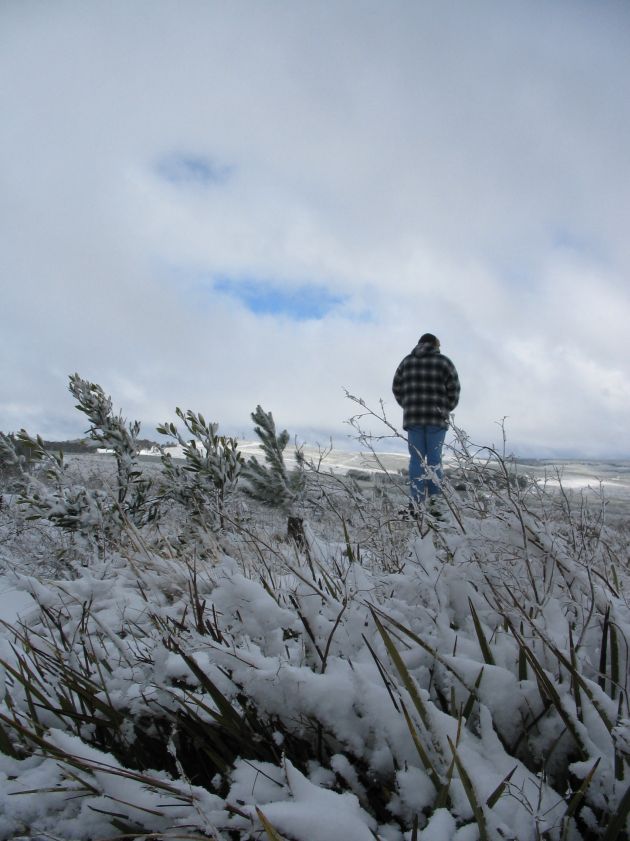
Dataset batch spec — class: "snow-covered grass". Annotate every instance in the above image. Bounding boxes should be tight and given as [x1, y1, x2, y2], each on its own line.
[1, 454, 629, 841]
[1, 386, 629, 840]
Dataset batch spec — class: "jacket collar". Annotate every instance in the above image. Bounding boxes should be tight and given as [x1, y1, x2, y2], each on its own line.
[413, 342, 439, 356]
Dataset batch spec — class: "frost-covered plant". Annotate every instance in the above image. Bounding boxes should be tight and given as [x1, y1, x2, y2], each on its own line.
[1, 429, 114, 562]
[157, 407, 244, 531]
[68, 373, 155, 523]
[0, 431, 36, 492]
[243, 405, 306, 514]
[3, 376, 159, 562]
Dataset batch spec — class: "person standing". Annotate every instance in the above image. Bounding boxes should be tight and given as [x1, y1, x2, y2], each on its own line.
[392, 333, 460, 509]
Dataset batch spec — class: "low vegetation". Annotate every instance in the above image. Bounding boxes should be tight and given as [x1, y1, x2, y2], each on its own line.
[0, 376, 628, 840]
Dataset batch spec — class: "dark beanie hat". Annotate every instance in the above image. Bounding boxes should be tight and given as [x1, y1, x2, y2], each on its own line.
[419, 333, 439, 347]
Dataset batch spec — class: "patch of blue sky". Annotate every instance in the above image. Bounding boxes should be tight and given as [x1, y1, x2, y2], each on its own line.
[155, 152, 233, 186]
[551, 227, 608, 263]
[213, 277, 348, 321]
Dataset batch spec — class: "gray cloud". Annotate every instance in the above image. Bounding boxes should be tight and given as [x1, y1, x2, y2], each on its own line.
[1, 0, 629, 456]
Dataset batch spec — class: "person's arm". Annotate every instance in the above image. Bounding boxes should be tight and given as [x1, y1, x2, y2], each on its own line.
[392, 362, 405, 406]
[445, 362, 460, 412]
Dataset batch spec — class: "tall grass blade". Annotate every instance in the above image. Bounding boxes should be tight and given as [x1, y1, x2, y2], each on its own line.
[400, 700, 442, 793]
[561, 757, 600, 840]
[372, 607, 481, 700]
[485, 765, 517, 808]
[434, 755, 456, 810]
[447, 736, 489, 841]
[569, 625, 583, 724]
[468, 598, 495, 665]
[518, 621, 527, 681]
[411, 814, 419, 841]
[341, 517, 355, 564]
[462, 668, 484, 725]
[371, 609, 431, 730]
[550, 637, 616, 734]
[168, 642, 245, 734]
[509, 626, 589, 759]
[610, 622, 620, 702]
[362, 633, 401, 713]
[508, 606, 615, 733]
[599, 605, 610, 693]
[616, 694, 626, 782]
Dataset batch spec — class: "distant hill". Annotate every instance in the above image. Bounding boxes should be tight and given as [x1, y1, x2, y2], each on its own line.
[38, 438, 160, 454]
[0, 436, 162, 456]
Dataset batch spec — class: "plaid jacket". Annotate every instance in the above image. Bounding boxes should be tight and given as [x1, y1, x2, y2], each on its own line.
[392, 342, 460, 430]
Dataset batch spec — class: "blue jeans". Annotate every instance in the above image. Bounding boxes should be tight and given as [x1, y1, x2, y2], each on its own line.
[407, 425, 447, 502]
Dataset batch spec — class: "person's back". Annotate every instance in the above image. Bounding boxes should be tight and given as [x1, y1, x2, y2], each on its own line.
[392, 333, 460, 507]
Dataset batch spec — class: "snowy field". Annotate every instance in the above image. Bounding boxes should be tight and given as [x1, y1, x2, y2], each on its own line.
[1, 436, 629, 840]
[144, 442, 630, 495]
[511, 459, 630, 498]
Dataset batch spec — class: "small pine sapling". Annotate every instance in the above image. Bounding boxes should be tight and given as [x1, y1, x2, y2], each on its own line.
[244, 406, 307, 544]
[157, 408, 244, 531]
[68, 374, 157, 526]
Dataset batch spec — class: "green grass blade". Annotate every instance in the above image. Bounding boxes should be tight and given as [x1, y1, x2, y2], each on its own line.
[562, 757, 600, 840]
[569, 625, 583, 724]
[599, 605, 610, 693]
[468, 598, 495, 665]
[371, 609, 431, 731]
[447, 736, 489, 841]
[372, 607, 481, 700]
[169, 642, 244, 732]
[462, 668, 484, 725]
[362, 632, 401, 713]
[341, 517, 356, 564]
[509, 610, 615, 734]
[400, 700, 442, 793]
[486, 765, 517, 808]
[610, 623, 620, 702]
[509, 627, 589, 760]
[434, 756, 456, 810]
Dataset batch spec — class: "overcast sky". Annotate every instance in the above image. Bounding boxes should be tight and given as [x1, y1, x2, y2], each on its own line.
[2, 1, 629, 457]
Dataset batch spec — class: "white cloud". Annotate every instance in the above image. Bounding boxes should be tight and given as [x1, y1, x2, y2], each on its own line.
[1, 0, 629, 456]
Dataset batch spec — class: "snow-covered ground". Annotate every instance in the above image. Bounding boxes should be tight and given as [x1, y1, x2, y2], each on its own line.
[0, 577, 34, 624]
[1, 447, 629, 840]
[514, 459, 630, 497]
[135, 439, 412, 476]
